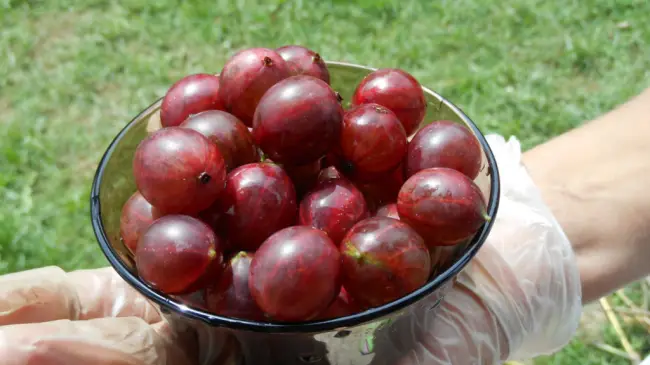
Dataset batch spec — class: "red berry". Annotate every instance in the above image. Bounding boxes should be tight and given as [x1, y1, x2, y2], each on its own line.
[299, 178, 368, 245]
[136, 215, 224, 294]
[219, 48, 291, 126]
[133, 127, 227, 215]
[181, 110, 260, 171]
[253, 76, 343, 165]
[206, 251, 264, 320]
[397, 168, 487, 245]
[276, 45, 330, 84]
[353, 164, 405, 211]
[216, 163, 297, 251]
[120, 191, 161, 254]
[249, 226, 341, 322]
[281, 159, 322, 198]
[316, 287, 360, 320]
[334, 104, 407, 179]
[341, 217, 431, 308]
[405, 120, 482, 180]
[374, 203, 399, 220]
[352, 68, 426, 136]
[160, 73, 224, 128]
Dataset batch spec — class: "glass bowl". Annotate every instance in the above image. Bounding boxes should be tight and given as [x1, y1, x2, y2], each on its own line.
[90, 61, 500, 365]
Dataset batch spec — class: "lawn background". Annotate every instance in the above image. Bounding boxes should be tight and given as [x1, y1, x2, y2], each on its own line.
[1, 0, 649, 364]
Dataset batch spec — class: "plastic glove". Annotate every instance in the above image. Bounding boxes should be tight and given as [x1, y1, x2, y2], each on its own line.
[0, 134, 582, 365]
[369, 134, 582, 364]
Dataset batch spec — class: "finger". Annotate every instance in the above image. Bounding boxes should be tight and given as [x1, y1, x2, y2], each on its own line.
[0, 266, 160, 326]
[0, 316, 197, 365]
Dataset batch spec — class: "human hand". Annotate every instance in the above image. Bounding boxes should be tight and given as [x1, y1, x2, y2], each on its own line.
[0, 134, 582, 365]
[369, 134, 583, 364]
[0, 266, 236, 365]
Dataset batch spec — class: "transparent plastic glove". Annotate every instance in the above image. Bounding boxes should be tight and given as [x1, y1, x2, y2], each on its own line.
[0, 134, 582, 365]
[370, 134, 583, 364]
[0, 266, 225, 365]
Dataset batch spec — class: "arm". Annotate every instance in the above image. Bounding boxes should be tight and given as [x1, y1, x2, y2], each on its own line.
[523, 87, 650, 303]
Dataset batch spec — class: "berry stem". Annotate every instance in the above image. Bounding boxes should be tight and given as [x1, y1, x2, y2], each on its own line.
[263, 56, 273, 66]
[198, 172, 212, 184]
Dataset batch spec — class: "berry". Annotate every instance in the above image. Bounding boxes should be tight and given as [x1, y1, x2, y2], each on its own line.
[397, 167, 488, 245]
[341, 217, 431, 307]
[374, 203, 399, 220]
[216, 163, 297, 251]
[334, 104, 407, 179]
[181, 110, 260, 171]
[352, 68, 426, 135]
[160, 73, 224, 128]
[120, 191, 161, 254]
[253, 76, 343, 165]
[276, 45, 330, 84]
[133, 127, 227, 215]
[219, 48, 291, 126]
[249, 226, 341, 322]
[281, 159, 322, 198]
[405, 120, 482, 179]
[206, 251, 264, 320]
[353, 164, 405, 211]
[136, 215, 224, 294]
[316, 287, 360, 319]
[299, 178, 368, 244]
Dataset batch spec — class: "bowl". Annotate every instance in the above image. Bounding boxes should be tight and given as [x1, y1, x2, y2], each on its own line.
[90, 61, 500, 365]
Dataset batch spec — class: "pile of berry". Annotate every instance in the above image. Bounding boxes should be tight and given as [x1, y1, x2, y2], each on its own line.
[120, 45, 488, 322]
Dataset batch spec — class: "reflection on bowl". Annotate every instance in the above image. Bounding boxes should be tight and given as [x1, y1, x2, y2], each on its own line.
[90, 61, 500, 365]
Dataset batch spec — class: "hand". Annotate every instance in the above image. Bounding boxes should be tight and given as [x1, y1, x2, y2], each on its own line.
[0, 266, 204, 365]
[0, 134, 583, 365]
[370, 135, 583, 364]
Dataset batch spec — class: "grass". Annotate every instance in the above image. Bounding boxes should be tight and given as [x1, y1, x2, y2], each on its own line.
[1, 0, 649, 363]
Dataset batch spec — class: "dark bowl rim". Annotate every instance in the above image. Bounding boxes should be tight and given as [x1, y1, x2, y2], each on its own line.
[90, 60, 501, 333]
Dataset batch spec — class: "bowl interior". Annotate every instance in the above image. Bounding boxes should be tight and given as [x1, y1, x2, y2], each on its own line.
[91, 61, 500, 333]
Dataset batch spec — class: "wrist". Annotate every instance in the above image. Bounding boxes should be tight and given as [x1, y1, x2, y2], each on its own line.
[522, 118, 650, 302]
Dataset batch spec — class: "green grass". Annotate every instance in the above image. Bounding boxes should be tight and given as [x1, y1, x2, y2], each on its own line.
[1, 0, 649, 363]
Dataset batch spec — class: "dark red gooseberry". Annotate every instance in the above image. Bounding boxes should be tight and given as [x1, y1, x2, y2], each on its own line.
[133, 127, 227, 215]
[136, 215, 224, 295]
[252, 75, 343, 165]
[341, 217, 431, 308]
[160, 73, 224, 128]
[351, 68, 426, 136]
[206, 251, 265, 321]
[276, 45, 330, 84]
[375, 203, 399, 220]
[181, 110, 260, 171]
[216, 163, 297, 251]
[299, 178, 369, 245]
[397, 167, 488, 245]
[353, 164, 405, 211]
[182, 252, 228, 294]
[428, 245, 458, 277]
[334, 104, 407, 179]
[316, 287, 361, 320]
[405, 120, 482, 180]
[219, 48, 292, 126]
[249, 226, 341, 322]
[173, 290, 208, 310]
[281, 159, 323, 198]
[120, 191, 161, 254]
